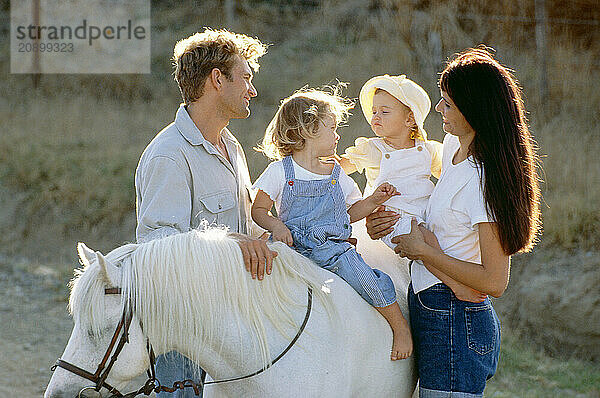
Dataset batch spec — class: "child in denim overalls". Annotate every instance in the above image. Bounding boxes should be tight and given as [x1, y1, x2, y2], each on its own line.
[252, 87, 413, 360]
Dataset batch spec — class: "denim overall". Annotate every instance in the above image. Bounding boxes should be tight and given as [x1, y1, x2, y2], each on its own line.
[279, 156, 396, 308]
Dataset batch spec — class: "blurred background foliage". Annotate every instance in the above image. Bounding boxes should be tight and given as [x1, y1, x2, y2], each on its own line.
[1, 0, 598, 256]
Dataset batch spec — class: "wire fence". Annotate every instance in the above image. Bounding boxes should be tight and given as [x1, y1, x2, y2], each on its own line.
[3, 1, 598, 73]
[458, 12, 599, 26]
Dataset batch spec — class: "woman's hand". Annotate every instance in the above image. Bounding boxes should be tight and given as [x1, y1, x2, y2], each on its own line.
[365, 206, 401, 240]
[391, 218, 430, 259]
[451, 283, 488, 303]
[394, 220, 488, 302]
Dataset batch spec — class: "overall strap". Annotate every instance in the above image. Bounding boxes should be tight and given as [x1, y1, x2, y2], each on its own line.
[282, 155, 295, 182]
[331, 162, 341, 181]
[329, 162, 351, 231]
[279, 156, 296, 223]
[371, 138, 387, 154]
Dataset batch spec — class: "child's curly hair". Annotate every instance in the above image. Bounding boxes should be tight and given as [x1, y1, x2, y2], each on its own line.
[257, 84, 354, 160]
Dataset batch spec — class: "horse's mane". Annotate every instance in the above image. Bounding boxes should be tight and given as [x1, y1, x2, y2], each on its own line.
[70, 227, 332, 369]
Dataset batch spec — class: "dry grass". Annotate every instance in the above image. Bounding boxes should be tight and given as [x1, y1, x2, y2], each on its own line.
[485, 330, 600, 397]
[1, 2, 599, 393]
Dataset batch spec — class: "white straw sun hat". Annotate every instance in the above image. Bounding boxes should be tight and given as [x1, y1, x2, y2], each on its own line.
[359, 74, 431, 140]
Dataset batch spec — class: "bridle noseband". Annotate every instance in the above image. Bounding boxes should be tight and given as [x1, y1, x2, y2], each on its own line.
[51, 286, 313, 397]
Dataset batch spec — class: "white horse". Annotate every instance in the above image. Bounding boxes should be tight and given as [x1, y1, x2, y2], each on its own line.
[45, 225, 416, 397]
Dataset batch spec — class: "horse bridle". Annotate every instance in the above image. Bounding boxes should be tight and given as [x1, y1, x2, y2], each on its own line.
[51, 286, 313, 397]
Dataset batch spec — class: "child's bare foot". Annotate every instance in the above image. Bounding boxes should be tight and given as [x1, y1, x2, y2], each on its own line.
[390, 322, 413, 360]
[375, 302, 413, 361]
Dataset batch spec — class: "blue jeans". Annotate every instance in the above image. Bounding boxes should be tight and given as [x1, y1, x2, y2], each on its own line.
[156, 351, 205, 397]
[321, 248, 397, 307]
[408, 284, 501, 397]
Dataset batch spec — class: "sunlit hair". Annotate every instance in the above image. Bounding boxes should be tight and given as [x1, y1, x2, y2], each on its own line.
[258, 84, 354, 160]
[373, 88, 422, 141]
[439, 46, 542, 255]
[172, 28, 267, 104]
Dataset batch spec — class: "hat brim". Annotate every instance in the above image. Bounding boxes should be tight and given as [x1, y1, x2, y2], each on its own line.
[359, 75, 428, 140]
[359, 75, 411, 125]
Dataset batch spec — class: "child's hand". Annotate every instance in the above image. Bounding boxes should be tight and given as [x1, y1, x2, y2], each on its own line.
[370, 182, 400, 205]
[271, 221, 294, 246]
[324, 153, 342, 162]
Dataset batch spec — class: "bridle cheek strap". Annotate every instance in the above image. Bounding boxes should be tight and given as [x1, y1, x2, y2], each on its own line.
[51, 288, 131, 397]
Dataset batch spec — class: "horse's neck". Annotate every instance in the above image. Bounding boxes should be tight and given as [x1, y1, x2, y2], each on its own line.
[131, 237, 317, 384]
[154, 310, 293, 380]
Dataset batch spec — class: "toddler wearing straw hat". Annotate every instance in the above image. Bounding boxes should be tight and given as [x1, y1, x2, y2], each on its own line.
[338, 75, 442, 249]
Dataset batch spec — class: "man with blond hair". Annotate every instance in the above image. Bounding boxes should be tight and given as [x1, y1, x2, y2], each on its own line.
[135, 28, 275, 397]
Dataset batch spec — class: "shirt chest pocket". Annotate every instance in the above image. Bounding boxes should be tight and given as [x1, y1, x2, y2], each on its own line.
[194, 190, 236, 227]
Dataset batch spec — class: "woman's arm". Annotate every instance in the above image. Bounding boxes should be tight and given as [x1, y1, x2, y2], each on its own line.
[367, 210, 488, 301]
[251, 190, 293, 246]
[417, 224, 487, 302]
[393, 220, 510, 298]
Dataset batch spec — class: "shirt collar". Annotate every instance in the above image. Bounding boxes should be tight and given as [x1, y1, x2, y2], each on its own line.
[174, 104, 238, 150]
[174, 104, 207, 146]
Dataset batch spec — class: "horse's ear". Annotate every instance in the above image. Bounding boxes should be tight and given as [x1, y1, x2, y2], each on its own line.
[96, 251, 121, 287]
[77, 242, 96, 267]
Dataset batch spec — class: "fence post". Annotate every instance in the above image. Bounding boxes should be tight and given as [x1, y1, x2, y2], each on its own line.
[32, 0, 41, 87]
[535, 0, 548, 106]
[225, 0, 236, 29]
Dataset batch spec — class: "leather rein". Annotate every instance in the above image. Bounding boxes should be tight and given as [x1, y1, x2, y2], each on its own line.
[51, 286, 313, 397]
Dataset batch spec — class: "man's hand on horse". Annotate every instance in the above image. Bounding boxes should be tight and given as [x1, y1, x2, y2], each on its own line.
[232, 233, 278, 280]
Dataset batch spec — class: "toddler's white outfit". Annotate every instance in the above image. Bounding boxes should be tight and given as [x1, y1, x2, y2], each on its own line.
[344, 136, 442, 249]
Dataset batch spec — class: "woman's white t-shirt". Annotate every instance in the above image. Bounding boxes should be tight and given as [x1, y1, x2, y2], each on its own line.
[252, 158, 362, 214]
[411, 134, 493, 293]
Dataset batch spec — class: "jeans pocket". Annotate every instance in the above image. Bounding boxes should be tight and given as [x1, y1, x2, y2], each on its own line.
[417, 288, 451, 315]
[465, 304, 497, 355]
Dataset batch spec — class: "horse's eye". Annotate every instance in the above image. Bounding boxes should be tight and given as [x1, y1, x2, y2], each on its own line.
[87, 325, 113, 341]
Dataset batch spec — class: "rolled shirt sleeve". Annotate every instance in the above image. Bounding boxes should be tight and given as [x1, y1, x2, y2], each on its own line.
[339, 170, 363, 207]
[252, 161, 285, 205]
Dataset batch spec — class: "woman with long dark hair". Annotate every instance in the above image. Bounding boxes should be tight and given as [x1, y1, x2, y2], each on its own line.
[367, 47, 541, 396]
